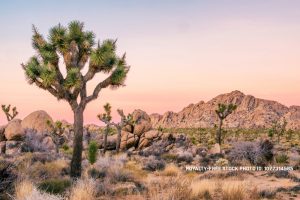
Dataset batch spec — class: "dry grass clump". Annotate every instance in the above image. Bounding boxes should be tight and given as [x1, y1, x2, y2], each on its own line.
[69, 179, 97, 200]
[191, 179, 217, 199]
[160, 164, 181, 177]
[191, 179, 259, 200]
[146, 176, 194, 200]
[16, 156, 68, 180]
[15, 179, 62, 200]
[222, 181, 246, 200]
[123, 161, 148, 180]
[29, 159, 68, 180]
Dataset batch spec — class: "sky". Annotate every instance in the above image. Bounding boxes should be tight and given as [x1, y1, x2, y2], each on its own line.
[0, 0, 300, 125]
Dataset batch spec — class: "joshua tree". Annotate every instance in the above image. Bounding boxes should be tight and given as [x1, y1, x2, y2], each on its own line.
[97, 103, 112, 153]
[215, 103, 237, 145]
[98, 103, 133, 152]
[21, 21, 130, 178]
[268, 118, 287, 144]
[47, 120, 66, 153]
[1, 104, 18, 122]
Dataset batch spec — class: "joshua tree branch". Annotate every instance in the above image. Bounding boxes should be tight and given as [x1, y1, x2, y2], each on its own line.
[86, 76, 112, 103]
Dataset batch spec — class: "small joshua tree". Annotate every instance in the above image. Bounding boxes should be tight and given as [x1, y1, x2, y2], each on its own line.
[22, 21, 130, 177]
[98, 103, 133, 153]
[215, 103, 237, 145]
[97, 103, 112, 153]
[47, 120, 65, 153]
[1, 105, 18, 122]
[268, 118, 287, 144]
[88, 141, 98, 165]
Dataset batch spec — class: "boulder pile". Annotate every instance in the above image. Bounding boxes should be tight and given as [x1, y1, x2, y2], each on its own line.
[0, 110, 56, 155]
[97, 109, 163, 151]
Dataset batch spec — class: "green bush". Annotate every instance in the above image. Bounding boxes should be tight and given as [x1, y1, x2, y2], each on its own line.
[88, 168, 107, 179]
[161, 153, 177, 161]
[62, 143, 69, 151]
[275, 153, 289, 164]
[61, 146, 73, 155]
[38, 178, 71, 194]
[88, 141, 98, 165]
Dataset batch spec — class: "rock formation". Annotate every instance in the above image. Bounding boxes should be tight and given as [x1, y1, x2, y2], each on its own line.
[4, 119, 24, 140]
[21, 110, 53, 133]
[0, 110, 56, 155]
[150, 90, 300, 130]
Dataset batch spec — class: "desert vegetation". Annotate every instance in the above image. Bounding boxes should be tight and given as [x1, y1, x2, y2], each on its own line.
[0, 20, 299, 200]
[1, 105, 300, 199]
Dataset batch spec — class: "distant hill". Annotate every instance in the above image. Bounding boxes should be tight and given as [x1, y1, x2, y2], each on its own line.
[150, 90, 300, 130]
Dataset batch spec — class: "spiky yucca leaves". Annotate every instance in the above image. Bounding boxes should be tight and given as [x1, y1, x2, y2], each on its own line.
[23, 21, 129, 102]
[215, 103, 237, 120]
[98, 103, 112, 123]
[1, 104, 18, 122]
[215, 103, 237, 145]
[22, 21, 130, 178]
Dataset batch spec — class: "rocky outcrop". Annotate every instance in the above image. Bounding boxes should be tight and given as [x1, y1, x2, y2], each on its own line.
[96, 110, 163, 151]
[119, 110, 160, 150]
[0, 141, 6, 154]
[0, 126, 6, 141]
[150, 90, 300, 130]
[131, 110, 152, 136]
[21, 110, 53, 133]
[4, 119, 24, 140]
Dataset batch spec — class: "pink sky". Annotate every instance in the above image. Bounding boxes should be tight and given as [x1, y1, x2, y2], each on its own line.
[0, 1, 300, 125]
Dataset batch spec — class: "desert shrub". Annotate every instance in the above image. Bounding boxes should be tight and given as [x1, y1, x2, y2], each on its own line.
[274, 170, 289, 178]
[200, 157, 212, 166]
[275, 153, 289, 164]
[229, 140, 273, 166]
[259, 140, 273, 161]
[107, 166, 134, 184]
[38, 178, 71, 194]
[143, 156, 166, 171]
[94, 154, 127, 169]
[87, 168, 107, 179]
[215, 158, 229, 167]
[22, 130, 48, 152]
[15, 179, 62, 200]
[259, 189, 276, 199]
[177, 152, 193, 163]
[88, 141, 98, 165]
[61, 146, 73, 156]
[0, 159, 17, 198]
[61, 143, 69, 151]
[69, 179, 97, 200]
[161, 153, 178, 161]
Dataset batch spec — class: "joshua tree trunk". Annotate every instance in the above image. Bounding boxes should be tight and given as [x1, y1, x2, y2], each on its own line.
[217, 119, 223, 145]
[116, 127, 122, 153]
[70, 107, 84, 178]
[103, 125, 109, 153]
